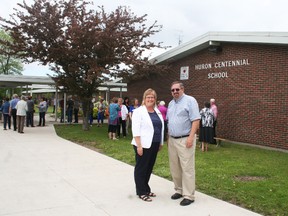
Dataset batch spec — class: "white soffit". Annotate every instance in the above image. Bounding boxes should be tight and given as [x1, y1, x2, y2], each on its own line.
[152, 31, 288, 64]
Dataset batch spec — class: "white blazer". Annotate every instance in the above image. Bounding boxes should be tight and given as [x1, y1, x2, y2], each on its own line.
[131, 105, 164, 148]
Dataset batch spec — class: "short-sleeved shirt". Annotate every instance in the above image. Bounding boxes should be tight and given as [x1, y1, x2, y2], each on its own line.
[67, 99, 74, 110]
[211, 104, 218, 120]
[109, 103, 120, 122]
[129, 105, 137, 114]
[16, 100, 28, 116]
[74, 100, 80, 109]
[167, 94, 200, 137]
[39, 101, 47, 113]
[158, 105, 167, 121]
[98, 102, 105, 113]
[1, 101, 10, 114]
[27, 100, 34, 112]
[200, 107, 214, 127]
[10, 98, 20, 109]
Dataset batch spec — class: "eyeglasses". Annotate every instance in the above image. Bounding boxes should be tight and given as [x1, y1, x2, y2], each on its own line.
[146, 96, 155, 99]
[171, 88, 180, 92]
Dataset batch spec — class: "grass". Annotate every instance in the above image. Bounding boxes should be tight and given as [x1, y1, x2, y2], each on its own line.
[54, 123, 288, 216]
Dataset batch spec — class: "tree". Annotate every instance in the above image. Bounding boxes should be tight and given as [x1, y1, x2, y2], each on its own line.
[0, 0, 169, 130]
[0, 30, 23, 75]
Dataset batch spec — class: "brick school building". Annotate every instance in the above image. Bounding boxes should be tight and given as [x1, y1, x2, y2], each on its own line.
[127, 32, 288, 150]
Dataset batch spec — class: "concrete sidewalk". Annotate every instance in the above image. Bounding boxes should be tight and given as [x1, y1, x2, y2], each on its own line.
[0, 118, 262, 216]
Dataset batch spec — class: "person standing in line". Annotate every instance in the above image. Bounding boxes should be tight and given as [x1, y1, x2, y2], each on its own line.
[158, 100, 168, 141]
[1, 97, 11, 130]
[210, 98, 218, 144]
[9, 94, 20, 131]
[67, 96, 74, 124]
[129, 98, 139, 120]
[89, 99, 95, 126]
[108, 97, 120, 140]
[119, 98, 129, 138]
[73, 96, 80, 123]
[131, 88, 164, 202]
[167, 81, 200, 206]
[37, 97, 47, 126]
[59, 97, 65, 123]
[52, 97, 57, 114]
[15, 95, 28, 134]
[26, 96, 35, 127]
[45, 98, 50, 111]
[123, 97, 130, 135]
[116, 98, 123, 137]
[0, 98, 3, 122]
[97, 98, 105, 127]
[199, 102, 214, 152]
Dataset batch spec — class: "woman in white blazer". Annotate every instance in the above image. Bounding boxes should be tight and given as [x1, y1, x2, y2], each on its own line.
[131, 88, 164, 202]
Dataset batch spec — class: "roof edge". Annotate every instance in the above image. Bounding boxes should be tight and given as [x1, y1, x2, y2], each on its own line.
[151, 31, 288, 64]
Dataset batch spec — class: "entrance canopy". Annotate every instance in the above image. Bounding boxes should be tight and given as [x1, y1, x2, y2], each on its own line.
[0, 74, 127, 122]
[0, 75, 127, 90]
[0, 75, 55, 88]
[0, 74, 127, 100]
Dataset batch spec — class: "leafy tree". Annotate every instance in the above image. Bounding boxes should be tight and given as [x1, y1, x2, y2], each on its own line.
[0, 0, 169, 130]
[0, 30, 23, 75]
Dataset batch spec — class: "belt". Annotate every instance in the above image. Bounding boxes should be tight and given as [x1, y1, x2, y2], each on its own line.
[170, 134, 190, 139]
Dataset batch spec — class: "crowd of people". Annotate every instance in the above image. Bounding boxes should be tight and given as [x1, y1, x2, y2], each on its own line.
[0, 94, 50, 133]
[0, 82, 219, 207]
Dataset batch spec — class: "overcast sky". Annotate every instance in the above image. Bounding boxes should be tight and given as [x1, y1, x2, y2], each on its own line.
[1, 0, 288, 76]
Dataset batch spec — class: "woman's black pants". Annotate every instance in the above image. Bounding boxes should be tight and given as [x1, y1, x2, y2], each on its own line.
[133, 142, 160, 196]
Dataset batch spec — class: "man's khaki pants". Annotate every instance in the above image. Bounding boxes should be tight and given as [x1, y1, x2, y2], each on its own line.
[168, 135, 196, 201]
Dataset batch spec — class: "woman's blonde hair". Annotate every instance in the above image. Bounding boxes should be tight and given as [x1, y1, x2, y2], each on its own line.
[142, 88, 157, 106]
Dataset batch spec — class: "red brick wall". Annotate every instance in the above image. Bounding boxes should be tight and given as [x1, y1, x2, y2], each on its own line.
[127, 43, 288, 150]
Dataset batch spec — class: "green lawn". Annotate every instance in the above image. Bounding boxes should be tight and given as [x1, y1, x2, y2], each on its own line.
[54, 123, 288, 216]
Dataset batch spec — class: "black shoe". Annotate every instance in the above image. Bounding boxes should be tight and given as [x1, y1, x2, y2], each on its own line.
[171, 193, 183, 200]
[180, 198, 194, 206]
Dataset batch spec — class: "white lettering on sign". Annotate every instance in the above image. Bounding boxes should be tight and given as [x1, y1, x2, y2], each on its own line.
[195, 63, 212, 70]
[195, 59, 250, 70]
[208, 72, 228, 79]
[214, 59, 250, 68]
[194, 59, 250, 79]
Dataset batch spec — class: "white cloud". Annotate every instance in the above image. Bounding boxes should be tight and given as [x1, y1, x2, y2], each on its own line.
[1, 0, 288, 76]
[22, 62, 55, 77]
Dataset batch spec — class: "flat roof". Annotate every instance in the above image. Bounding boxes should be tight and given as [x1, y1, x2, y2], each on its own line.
[0, 75, 55, 88]
[0, 75, 126, 90]
[152, 31, 288, 64]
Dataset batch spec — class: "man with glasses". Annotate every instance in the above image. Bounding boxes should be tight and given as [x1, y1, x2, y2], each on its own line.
[167, 81, 200, 206]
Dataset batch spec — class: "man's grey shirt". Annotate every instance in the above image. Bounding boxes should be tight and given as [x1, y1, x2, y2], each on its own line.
[167, 94, 200, 137]
[27, 100, 34, 112]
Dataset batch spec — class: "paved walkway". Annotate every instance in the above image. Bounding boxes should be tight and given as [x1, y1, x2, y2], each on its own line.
[0, 117, 262, 216]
